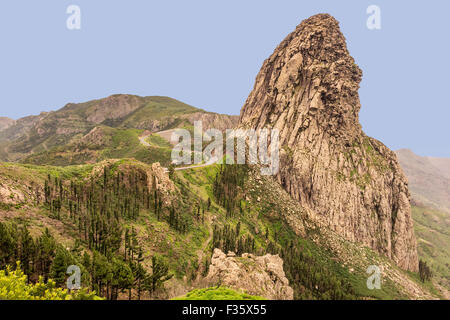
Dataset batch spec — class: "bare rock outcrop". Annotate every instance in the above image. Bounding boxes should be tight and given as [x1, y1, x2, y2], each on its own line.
[205, 248, 294, 300]
[76, 126, 111, 149]
[132, 112, 238, 133]
[239, 14, 418, 271]
[86, 94, 143, 124]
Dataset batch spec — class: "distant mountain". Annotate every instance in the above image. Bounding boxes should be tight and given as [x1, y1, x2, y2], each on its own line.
[395, 149, 450, 293]
[396, 149, 450, 213]
[428, 157, 450, 181]
[0, 117, 15, 131]
[0, 94, 238, 164]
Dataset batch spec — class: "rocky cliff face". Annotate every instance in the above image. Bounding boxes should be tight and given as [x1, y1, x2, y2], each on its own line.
[205, 249, 294, 300]
[239, 14, 418, 271]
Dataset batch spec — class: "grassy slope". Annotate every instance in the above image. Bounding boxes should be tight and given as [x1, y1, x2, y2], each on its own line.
[174, 287, 265, 300]
[0, 160, 208, 297]
[22, 127, 173, 167]
[2, 96, 202, 163]
[174, 166, 439, 299]
[120, 96, 201, 129]
[412, 205, 450, 290]
[0, 161, 441, 300]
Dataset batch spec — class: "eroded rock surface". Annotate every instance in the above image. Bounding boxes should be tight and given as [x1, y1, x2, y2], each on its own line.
[239, 14, 418, 271]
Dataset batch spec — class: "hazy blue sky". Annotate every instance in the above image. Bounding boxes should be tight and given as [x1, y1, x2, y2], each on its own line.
[0, 1, 448, 157]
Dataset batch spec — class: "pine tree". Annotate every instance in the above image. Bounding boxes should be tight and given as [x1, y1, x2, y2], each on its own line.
[50, 246, 72, 287]
[145, 256, 173, 295]
[168, 164, 175, 180]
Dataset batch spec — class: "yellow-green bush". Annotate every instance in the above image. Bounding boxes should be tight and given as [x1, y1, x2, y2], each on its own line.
[0, 262, 102, 300]
[173, 287, 265, 300]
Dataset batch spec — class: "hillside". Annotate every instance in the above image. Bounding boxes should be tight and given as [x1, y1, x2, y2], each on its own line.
[0, 95, 238, 165]
[411, 205, 450, 293]
[22, 126, 173, 167]
[395, 149, 450, 295]
[396, 149, 450, 212]
[0, 160, 441, 299]
[174, 287, 265, 300]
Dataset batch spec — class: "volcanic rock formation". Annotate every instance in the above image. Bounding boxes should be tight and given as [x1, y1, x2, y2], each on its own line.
[239, 14, 418, 271]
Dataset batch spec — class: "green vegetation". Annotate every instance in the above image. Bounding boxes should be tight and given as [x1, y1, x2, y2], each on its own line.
[147, 133, 173, 149]
[174, 287, 265, 300]
[0, 262, 101, 300]
[23, 127, 172, 167]
[412, 205, 450, 289]
[362, 137, 388, 172]
[0, 160, 206, 299]
[1, 95, 210, 165]
[120, 96, 201, 129]
[0, 158, 442, 300]
[210, 164, 357, 299]
[419, 260, 433, 282]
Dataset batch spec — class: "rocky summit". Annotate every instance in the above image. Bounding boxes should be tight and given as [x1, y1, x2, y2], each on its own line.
[239, 14, 418, 271]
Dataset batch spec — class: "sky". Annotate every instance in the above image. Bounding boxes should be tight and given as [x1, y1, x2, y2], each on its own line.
[0, 0, 449, 157]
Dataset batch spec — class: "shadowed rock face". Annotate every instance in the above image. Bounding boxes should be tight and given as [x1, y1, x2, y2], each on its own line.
[239, 14, 418, 271]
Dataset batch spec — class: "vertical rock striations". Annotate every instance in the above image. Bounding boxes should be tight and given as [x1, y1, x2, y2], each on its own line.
[239, 14, 418, 271]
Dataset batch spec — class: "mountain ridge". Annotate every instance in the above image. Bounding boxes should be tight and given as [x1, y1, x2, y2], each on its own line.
[0, 94, 239, 163]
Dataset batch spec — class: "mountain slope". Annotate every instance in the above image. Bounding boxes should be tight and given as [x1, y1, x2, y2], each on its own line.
[396, 149, 450, 212]
[411, 205, 450, 291]
[21, 126, 173, 167]
[0, 95, 238, 164]
[0, 160, 439, 299]
[395, 149, 450, 293]
[239, 14, 418, 271]
[0, 113, 48, 161]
